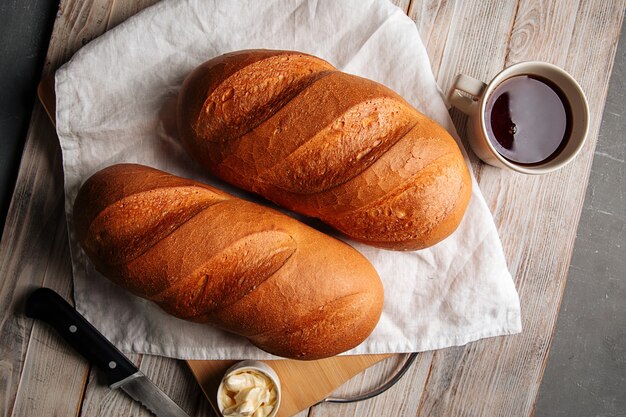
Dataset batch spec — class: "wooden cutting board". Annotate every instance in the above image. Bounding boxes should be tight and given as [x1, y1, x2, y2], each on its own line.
[187, 355, 391, 416]
[37, 77, 392, 417]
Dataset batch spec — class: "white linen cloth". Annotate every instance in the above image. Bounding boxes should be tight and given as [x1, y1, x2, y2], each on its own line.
[55, 0, 522, 359]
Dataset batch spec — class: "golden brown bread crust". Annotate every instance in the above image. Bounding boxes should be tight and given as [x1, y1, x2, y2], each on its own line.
[74, 164, 383, 360]
[178, 49, 472, 250]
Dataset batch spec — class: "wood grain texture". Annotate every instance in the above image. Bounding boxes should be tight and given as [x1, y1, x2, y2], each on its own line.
[412, 2, 624, 417]
[0, 72, 88, 417]
[309, 352, 434, 417]
[189, 355, 390, 417]
[389, 0, 411, 12]
[408, 0, 456, 80]
[0, 1, 186, 417]
[79, 354, 205, 417]
[1, 0, 623, 417]
[12, 209, 95, 417]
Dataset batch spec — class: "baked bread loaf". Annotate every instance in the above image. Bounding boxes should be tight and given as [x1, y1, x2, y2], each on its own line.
[74, 164, 383, 360]
[177, 49, 472, 250]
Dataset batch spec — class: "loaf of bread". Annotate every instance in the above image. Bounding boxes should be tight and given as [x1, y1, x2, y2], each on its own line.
[74, 164, 383, 360]
[177, 49, 472, 251]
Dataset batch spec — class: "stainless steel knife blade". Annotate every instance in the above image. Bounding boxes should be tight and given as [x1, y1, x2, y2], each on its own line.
[25, 288, 191, 417]
[114, 372, 190, 417]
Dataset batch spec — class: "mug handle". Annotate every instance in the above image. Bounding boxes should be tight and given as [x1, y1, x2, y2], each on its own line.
[448, 74, 487, 115]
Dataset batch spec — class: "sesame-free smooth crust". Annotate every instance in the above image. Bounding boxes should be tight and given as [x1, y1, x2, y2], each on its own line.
[178, 50, 472, 250]
[74, 164, 383, 360]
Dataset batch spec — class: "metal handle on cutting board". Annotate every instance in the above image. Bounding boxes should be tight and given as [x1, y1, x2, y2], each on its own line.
[318, 352, 419, 404]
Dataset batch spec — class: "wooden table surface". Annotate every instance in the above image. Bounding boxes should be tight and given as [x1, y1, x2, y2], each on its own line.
[1, 1, 623, 416]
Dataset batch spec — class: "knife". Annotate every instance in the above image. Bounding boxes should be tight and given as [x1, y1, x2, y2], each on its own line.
[25, 287, 190, 417]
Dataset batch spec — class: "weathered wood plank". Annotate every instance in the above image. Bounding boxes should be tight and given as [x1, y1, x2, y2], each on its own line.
[79, 354, 204, 416]
[1, 109, 87, 417]
[0, 1, 162, 417]
[0, 101, 64, 416]
[79, 354, 142, 416]
[503, 0, 579, 67]
[413, 1, 624, 417]
[407, 0, 456, 79]
[107, 0, 159, 29]
[138, 356, 207, 417]
[3, 1, 623, 417]
[309, 352, 434, 417]
[8, 190, 90, 417]
[0, 0, 119, 413]
[390, 0, 411, 11]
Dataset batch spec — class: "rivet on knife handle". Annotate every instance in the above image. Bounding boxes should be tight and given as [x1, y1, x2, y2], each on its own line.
[25, 287, 138, 387]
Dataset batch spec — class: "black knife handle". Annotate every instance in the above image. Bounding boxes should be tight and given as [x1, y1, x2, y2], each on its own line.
[25, 287, 138, 387]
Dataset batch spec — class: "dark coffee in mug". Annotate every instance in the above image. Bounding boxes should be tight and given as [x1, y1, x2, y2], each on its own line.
[485, 75, 572, 165]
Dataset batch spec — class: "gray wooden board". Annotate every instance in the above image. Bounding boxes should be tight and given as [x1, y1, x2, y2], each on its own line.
[0, 1, 623, 416]
[534, 18, 626, 417]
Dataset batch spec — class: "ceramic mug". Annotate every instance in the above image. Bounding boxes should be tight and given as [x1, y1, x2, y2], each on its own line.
[448, 61, 589, 174]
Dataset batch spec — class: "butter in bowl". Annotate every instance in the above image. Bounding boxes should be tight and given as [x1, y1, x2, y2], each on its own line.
[217, 361, 281, 417]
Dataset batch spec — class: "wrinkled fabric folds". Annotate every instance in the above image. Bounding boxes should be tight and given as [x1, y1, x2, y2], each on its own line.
[55, 0, 521, 359]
